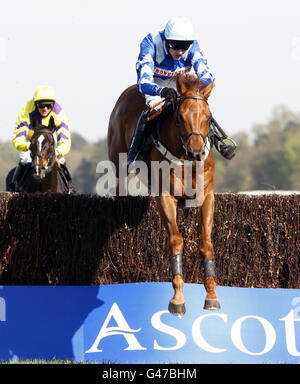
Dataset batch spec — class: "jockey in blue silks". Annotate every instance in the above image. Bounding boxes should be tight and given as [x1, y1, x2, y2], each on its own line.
[127, 17, 236, 168]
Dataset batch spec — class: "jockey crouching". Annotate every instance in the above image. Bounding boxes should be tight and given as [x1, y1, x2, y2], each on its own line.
[127, 17, 236, 169]
[10, 85, 74, 193]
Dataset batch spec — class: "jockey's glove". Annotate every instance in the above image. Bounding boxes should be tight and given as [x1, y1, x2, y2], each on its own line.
[160, 87, 178, 100]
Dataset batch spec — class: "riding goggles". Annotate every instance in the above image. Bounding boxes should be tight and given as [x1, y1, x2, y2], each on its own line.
[166, 39, 194, 51]
[36, 102, 54, 109]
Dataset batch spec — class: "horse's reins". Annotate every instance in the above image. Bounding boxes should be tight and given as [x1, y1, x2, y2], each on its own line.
[146, 99, 170, 121]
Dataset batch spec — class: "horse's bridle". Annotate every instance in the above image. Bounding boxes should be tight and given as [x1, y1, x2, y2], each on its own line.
[175, 95, 214, 153]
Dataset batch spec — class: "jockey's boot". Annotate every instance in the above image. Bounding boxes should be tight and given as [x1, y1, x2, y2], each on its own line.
[213, 132, 236, 160]
[127, 110, 148, 172]
[60, 163, 75, 194]
[210, 117, 236, 160]
[10, 162, 31, 191]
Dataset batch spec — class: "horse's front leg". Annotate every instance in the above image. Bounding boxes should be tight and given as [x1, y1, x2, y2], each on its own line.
[156, 195, 186, 316]
[200, 192, 220, 310]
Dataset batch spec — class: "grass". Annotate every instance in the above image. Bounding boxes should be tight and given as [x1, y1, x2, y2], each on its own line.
[0, 359, 110, 364]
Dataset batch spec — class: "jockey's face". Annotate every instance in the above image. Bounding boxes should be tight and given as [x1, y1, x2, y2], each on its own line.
[169, 47, 186, 61]
[37, 103, 53, 117]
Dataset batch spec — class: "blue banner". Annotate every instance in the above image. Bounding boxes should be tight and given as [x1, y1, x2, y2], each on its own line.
[0, 283, 300, 363]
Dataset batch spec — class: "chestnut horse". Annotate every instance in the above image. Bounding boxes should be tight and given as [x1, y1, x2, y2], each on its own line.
[107, 73, 219, 315]
[6, 116, 67, 193]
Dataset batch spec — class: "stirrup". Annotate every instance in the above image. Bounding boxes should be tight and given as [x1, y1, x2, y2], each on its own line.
[216, 140, 236, 160]
[210, 116, 237, 157]
[216, 137, 238, 151]
[219, 136, 238, 150]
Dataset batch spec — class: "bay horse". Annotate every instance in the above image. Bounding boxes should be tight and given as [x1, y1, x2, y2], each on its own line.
[6, 116, 67, 193]
[107, 73, 219, 315]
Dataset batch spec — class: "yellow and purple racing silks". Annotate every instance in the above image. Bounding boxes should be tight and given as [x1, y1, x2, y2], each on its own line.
[12, 98, 71, 157]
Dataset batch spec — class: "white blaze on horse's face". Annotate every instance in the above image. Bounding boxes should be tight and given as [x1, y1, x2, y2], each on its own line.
[35, 156, 40, 176]
[37, 134, 45, 153]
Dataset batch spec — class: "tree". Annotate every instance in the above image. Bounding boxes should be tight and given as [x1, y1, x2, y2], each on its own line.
[73, 157, 96, 194]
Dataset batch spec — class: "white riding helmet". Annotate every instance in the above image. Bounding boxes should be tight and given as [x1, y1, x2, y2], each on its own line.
[164, 17, 195, 41]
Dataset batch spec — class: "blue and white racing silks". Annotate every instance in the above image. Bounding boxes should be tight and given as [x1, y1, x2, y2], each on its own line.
[136, 31, 214, 96]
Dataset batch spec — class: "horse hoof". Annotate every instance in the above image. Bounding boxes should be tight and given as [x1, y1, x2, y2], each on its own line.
[204, 299, 221, 310]
[168, 301, 186, 316]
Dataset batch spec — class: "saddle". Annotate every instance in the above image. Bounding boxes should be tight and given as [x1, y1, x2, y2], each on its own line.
[140, 102, 173, 162]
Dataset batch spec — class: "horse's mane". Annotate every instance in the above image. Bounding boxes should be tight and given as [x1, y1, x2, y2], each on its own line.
[177, 72, 207, 93]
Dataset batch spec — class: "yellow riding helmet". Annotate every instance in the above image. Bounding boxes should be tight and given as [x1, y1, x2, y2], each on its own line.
[33, 85, 56, 103]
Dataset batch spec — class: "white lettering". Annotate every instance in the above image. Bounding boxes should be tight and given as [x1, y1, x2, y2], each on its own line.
[102, 368, 136, 381]
[117, 153, 128, 196]
[151, 310, 186, 350]
[95, 160, 117, 197]
[85, 302, 146, 353]
[184, 160, 205, 208]
[127, 160, 148, 196]
[231, 316, 276, 355]
[95, 154, 206, 207]
[280, 309, 300, 356]
[187, 369, 197, 378]
[192, 313, 227, 353]
[150, 160, 183, 197]
[84, 294, 300, 359]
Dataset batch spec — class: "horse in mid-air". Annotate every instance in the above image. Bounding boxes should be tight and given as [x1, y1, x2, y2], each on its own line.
[107, 73, 220, 315]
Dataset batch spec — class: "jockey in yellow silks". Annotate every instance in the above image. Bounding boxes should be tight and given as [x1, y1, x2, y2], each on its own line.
[11, 85, 73, 192]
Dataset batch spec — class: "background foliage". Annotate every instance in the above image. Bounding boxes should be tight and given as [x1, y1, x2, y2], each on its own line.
[1, 105, 299, 193]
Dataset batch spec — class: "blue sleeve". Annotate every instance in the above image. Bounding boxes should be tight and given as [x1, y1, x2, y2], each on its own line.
[136, 34, 163, 96]
[189, 41, 214, 85]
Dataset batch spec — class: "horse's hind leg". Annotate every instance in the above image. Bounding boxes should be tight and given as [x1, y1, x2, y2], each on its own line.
[200, 193, 220, 310]
[156, 195, 186, 316]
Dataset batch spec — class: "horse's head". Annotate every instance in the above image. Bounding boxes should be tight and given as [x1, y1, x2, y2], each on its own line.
[175, 73, 215, 161]
[30, 116, 57, 179]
